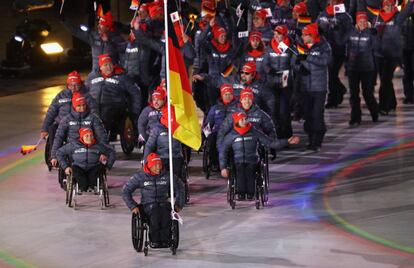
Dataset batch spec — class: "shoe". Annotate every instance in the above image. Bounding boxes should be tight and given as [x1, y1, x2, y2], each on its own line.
[379, 110, 389, 116]
[246, 194, 254, 200]
[325, 103, 338, 109]
[237, 194, 246, 200]
[307, 145, 321, 152]
[150, 242, 161, 248]
[348, 120, 360, 127]
[371, 114, 378, 122]
[403, 98, 413, 104]
[61, 179, 67, 191]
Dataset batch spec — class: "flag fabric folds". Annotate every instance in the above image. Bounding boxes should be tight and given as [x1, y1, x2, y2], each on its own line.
[21, 138, 43, 155]
[167, 3, 202, 151]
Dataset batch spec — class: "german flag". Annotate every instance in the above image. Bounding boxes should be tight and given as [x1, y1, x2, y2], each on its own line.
[20, 138, 43, 155]
[298, 15, 312, 24]
[366, 5, 380, 16]
[296, 44, 306, 55]
[167, 2, 202, 150]
[221, 64, 235, 77]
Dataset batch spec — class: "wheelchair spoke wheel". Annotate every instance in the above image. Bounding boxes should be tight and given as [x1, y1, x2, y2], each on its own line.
[102, 173, 110, 207]
[44, 136, 52, 172]
[131, 214, 144, 252]
[171, 220, 179, 255]
[202, 140, 211, 179]
[66, 175, 72, 206]
[120, 116, 135, 155]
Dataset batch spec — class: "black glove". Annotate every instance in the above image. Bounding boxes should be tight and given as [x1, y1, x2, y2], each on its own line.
[299, 64, 310, 75]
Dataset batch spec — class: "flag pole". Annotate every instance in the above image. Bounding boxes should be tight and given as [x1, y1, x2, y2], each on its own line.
[164, 0, 176, 213]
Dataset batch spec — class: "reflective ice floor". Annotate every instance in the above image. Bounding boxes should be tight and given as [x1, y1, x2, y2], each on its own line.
[0, 82, 413, 268]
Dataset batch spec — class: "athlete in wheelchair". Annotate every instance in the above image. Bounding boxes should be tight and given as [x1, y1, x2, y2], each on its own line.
[202, 83, 238, 178]
[143, 107, 191, 203]
[122, 153, 185, 255]
[41, 71, 97, 171]
[50, 92, 108, 189]
[56, 128, 115, 208]
[85, 54, 142, 154]
[220, 112, 299, 209]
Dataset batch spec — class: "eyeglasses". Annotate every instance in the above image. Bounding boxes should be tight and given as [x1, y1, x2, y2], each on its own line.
[240, 71, 252, 75]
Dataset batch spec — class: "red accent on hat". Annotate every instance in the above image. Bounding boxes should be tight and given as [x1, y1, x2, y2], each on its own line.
[152, 87, 166, 100]
[99, 11, 114, 27]
[277, 0, 287, 6]
[302, 22, 319, 38]
[220, 84, 234, 96]
[144, 152, 163, 174]
[241, 61, 257, 74]
[293, 2, 307, 15]
[356, 11, 368, 22]
[274, 25, 288, 36]
[254, 9, 268, 20]
[98, 54, 112, 67]
[72, 91, 86, 109]
[79, 128, 93, 139]
[212, 25, 227, 39]
[202, 0, 216, 10]
[149, 3, 164, 18]
[240, 87, 254, 101]
[232, 112, 247, 123]
[67, 71, 82, 84]
[249, 31, 263, 42]
[382, 0, 395, 7]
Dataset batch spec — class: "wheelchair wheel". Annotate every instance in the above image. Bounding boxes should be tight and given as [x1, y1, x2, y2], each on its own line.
[66, 175, 75, 208]
[171, 219, 179, 255]
[99, 171, 110, 208]
[227, 178, 235, 210]
[132, 213, 144, 252]
[120, 116, 135, 155]
[182, 162, 190, 204]
[44, 136, 52, 172]
[202, 140, 211, 179]
[58, 167, 67, 191]
[262, 159, 269, 204]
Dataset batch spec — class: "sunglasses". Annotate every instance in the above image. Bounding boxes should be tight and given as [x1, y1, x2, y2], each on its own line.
[240, 71, 252, 75]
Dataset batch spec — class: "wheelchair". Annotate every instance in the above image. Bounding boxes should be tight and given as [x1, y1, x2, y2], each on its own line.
[65, 166, 110, 209]
[44, 123, 59, 171]
[131, 204, 179, 256]
[105, 109, 137, 155]
[226, 157, 269, 210]
[201, 133, 219, 179]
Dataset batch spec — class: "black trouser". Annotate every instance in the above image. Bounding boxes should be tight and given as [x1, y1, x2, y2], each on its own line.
[275, 86, 293, 139]
[100, 104, 124, 139]
[327, 53, 347, 106]
[72, 165, 101, 192]
[161, 157, 185, 182]
[376, 56, 398, 112]
[143, 202, 171, 244]
[403, 49, 414, 102]
[207, 132, 219, 168]
[235, 163, 257, 196]
[348, 70, 378, 122]
[192, 80, 209, 115]
[47, 123, 59, 160]
[303, 91, 327, 147]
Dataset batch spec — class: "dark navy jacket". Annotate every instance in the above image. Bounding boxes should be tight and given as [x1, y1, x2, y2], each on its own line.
[41, 86, 97, 131]
[143, 124, 183, 160]
[51, 109, 108, 158]
[85, 70, 142, 116]
[217, 104, 276, 148]
[296, 39, 332, 92]
[204, 99, 238, 133]
[345, 27, 376, 71]
[56, 140, 115, 170]
[122, 171, 185, 209]
[219, 126, 288, 169]
[137, 106, 163, 141]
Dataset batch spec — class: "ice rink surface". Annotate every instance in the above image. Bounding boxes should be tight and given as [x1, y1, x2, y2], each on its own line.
[0, 81, 413, 268]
